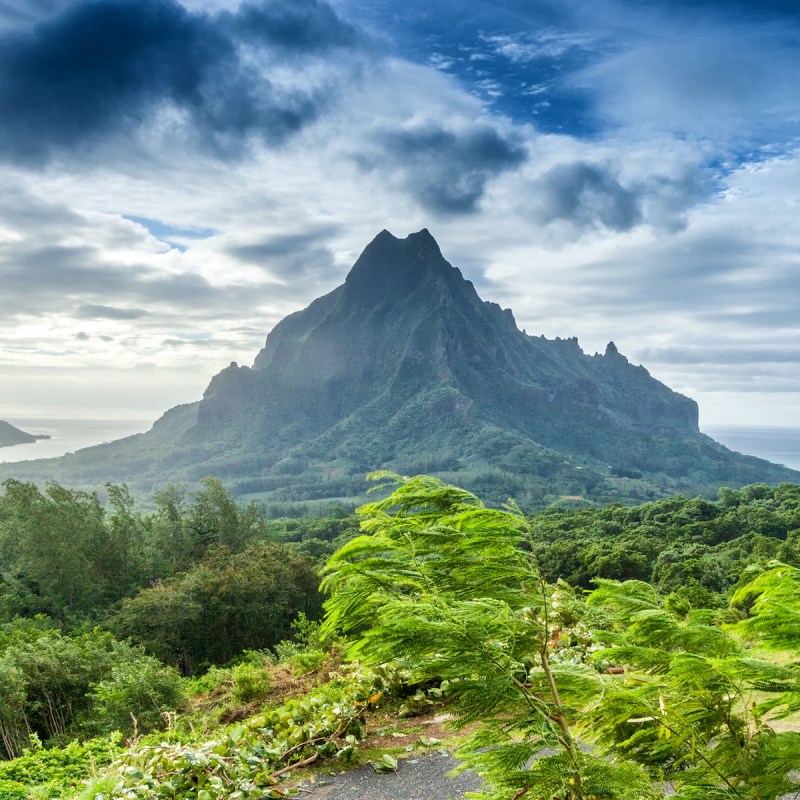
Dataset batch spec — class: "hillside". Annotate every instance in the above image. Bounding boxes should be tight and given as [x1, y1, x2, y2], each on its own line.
[1, 229, 797, 507]
[0, 420, 36, 447]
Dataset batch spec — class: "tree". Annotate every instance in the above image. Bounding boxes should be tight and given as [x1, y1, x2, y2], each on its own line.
[321, 473, 653, 799]
[0, 481, 114, 617]
[322, 474, 800, 800]
[586, 578, 800, 799]
[115, 542, 322, 670]
[186, 477, 259, 558]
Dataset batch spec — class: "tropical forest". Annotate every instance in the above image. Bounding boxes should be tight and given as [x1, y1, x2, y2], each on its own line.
[0, 471, 799, 799]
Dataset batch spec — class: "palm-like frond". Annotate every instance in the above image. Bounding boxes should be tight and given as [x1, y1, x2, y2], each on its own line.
[322, 478, 800, 800]
[733, 562, 800, 651]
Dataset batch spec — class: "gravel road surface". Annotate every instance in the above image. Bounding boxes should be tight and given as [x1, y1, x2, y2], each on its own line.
[297, 751, 484, 800]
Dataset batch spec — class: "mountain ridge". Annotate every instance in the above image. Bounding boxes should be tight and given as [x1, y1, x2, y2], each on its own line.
[2, 229, 797, 508]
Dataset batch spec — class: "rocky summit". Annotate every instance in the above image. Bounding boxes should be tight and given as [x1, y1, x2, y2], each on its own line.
[4, 229, 798, 507]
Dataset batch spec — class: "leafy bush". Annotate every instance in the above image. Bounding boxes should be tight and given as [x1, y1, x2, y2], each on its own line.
[0, 628, 183, 758]
[272, 613, 333, 674]
[0, 779, 25, 800]
[81, 656, 184, 738]
[231, 661, 272, 704]
[0, 736, 119, 797]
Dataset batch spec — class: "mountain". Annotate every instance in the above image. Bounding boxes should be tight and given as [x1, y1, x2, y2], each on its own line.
[2, 229, 798, 508]
[0, 420, 36, 447]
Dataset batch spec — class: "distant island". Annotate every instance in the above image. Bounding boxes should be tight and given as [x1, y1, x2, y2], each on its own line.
[0, 420, 50, 448]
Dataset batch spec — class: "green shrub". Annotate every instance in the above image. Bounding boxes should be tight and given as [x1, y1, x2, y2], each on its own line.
[0, 779, 25, 800]
[0, 736, 119, 796]
[81, 657, 184, 737]
[231, 662, 271, 704]
[273, 613, 333, 674]
[0, 628, 185, 758]
[182, 664, 230, 697]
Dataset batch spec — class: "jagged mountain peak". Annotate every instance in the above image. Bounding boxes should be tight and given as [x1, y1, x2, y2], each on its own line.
[342, 228, 461, 307]
[214, 229, 700, 447]
[251, 228, 490, 375]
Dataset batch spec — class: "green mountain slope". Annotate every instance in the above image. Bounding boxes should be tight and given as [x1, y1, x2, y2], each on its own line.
[2, 229, 797, 506]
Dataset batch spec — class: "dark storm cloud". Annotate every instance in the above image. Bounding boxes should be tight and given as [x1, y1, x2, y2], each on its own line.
[0, 238, 259, 320]
[638, 168, 714, 232]
[535, 161, 641, 231]
[226, 0, 361, 52]
[226, 225, 340, 283]
[0, 0, 362, 163]
[363, 123, 527, 214]
[531, 160, 714, 233]
[77, 303, 151, 320]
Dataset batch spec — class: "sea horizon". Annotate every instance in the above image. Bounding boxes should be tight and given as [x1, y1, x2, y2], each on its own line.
[702, 425, 800, 473]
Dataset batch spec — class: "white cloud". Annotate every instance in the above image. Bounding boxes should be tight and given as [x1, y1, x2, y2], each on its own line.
[574, 10, 800, 142]
[1, 0, 799, 430]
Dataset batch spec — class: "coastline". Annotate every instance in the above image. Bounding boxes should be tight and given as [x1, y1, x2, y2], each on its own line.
[703, 425, 800, 472]
[0, 417, 152, 464]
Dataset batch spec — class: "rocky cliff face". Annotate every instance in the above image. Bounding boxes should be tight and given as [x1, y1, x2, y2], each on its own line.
[3, 229, 797, 506]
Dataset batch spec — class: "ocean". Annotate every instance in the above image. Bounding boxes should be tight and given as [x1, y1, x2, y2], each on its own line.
[0, 417, 152, 464]
[702, 425, 800, 473]
[1, 417, 800, 475]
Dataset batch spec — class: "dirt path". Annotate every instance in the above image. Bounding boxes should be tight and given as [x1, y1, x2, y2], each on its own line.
[296, 751, 484, 800]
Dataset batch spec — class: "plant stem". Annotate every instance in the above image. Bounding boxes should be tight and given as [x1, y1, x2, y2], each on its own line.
[538, 575, 585, 800]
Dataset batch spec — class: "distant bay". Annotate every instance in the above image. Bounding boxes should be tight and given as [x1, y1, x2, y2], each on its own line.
[0, 417, 151, 464]
[703, 425, 800, 473]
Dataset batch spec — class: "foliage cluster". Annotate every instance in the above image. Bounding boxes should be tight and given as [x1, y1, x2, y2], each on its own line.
[112, 543, 322, 670]
[0, 735, 121, 800]
[0, 736, 120, 800]
[0, 477, 350, 626]
[90, 661, 394, 800]
[322, 474, 800, 800]
[0, 477, 349, 674]
[530, 482, 800, 607]
[0, 620, 183, 760]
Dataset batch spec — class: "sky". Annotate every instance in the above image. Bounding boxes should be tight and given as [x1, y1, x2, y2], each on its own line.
[1, 0, 799, 429]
